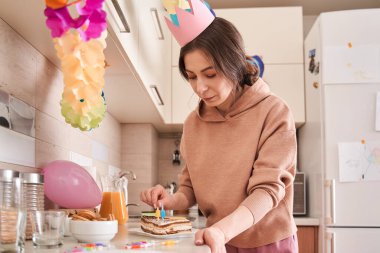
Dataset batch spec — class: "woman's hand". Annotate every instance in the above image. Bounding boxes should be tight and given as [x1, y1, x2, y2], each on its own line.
[140, 184, 173, 209]
[194, 227, 227, 253]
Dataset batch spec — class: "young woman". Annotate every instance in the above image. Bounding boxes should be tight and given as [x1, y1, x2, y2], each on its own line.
[141, 17, 298, 253]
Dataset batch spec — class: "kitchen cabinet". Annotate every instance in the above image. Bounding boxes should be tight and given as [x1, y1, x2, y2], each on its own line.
[297, 226, 318, 253]
[263, 64, 305, 127]
[136, 0, 172, 123]
[171, 7, 305, 126]
[104, 0, 139, 67]
[172, 67, 198, 124]
[105, 0, 172, 123]
[215, 7, 303, 64]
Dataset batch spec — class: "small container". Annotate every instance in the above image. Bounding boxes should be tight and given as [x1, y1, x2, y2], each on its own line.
[70, 220, 117, 243]
[20, 173, 44, 240]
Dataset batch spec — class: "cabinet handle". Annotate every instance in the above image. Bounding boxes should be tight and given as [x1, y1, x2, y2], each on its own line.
[325, 232, 335, 253]
[325, 179, 335, 225]
[150, 85, 164, 105]
[150, 8, 164, 40]
[312, 82, 319, 89]
[110, 0, 130, 33]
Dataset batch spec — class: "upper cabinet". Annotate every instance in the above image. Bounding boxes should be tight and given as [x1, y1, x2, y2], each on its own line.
[171, 7, 305, 127]
[136, 0, 172, 123]
[105, 0, 172, 123]
[104, 1, 139, 67]
[215, 7, 303, 64]
[172, 66, 199, 124]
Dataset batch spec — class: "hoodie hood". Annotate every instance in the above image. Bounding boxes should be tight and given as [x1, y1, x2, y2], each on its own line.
[196, 78, 272, 122]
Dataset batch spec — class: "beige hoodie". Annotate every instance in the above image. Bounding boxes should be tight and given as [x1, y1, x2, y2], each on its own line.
[178, 78, 297, 248]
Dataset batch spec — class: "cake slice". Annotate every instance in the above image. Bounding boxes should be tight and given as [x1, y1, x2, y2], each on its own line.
[140, 216, 192, 235]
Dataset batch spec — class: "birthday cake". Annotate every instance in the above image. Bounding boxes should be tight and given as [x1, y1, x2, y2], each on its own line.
[140, 216, 192, 235]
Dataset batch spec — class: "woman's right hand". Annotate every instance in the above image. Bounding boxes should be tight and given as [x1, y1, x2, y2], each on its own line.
[140, 184, 174, 209]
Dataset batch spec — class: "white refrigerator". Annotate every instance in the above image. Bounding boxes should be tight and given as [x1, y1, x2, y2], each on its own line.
[298, 9, 380, 253]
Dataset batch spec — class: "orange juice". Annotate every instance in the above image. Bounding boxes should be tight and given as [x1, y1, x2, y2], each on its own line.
[99, 192, 128, 225]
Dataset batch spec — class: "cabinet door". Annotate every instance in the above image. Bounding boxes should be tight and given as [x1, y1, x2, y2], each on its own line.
[297, 226, 318, 253]
[172, 37, 181, 67]
[172, 67, 199, 124]
[215, 7, 303, 64]
[104, 0, 139, 67]
[137, 0, 172, 122]
[263, 64, 305, 126]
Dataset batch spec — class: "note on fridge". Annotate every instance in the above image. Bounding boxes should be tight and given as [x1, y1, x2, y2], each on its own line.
[338, 141, 380, 182]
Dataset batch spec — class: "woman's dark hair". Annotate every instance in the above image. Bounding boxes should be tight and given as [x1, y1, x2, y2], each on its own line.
[178, 17, 259, 89]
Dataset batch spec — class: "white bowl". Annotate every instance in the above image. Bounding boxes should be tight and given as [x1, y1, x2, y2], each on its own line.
[69, 220, 118, 243]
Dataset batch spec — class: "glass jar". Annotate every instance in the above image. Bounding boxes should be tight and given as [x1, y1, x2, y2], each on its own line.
[20, 173, 44, 240]
[0, 169, 26, 253]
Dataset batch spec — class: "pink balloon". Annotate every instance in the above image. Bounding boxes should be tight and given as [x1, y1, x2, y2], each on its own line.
[43, 160, 102, 209]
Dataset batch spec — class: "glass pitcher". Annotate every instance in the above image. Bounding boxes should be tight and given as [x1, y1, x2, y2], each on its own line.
[99, 175, 128, 225]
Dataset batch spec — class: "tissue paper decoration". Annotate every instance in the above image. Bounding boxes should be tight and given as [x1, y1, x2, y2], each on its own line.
[44, 0, 107, 41]
[54, 31, 107, 131]
[43, 0, 108, 131]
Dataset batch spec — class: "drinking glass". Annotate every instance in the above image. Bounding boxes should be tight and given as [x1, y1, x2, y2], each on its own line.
[30, 210, 65, 248]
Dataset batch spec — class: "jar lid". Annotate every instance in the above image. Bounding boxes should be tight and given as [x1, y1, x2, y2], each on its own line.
[0, 169, 20, 182]
[20, 172, 44, 184]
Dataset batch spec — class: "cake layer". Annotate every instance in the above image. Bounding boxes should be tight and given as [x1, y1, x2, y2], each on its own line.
[140, 216, 192, 235]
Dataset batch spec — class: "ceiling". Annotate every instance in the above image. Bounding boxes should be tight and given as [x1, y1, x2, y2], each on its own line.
[208, 0, 380, 15]
[0, 0, 379, 133]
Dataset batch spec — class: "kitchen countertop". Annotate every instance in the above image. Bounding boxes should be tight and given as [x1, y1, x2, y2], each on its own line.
[23, 216, 319, 252]
[24, 221, 211, 253]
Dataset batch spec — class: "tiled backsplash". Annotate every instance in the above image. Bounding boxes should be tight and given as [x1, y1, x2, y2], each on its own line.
[122, 124, 158, 214]
[158, 137, 185, 188]
[0, 18, 121, 177]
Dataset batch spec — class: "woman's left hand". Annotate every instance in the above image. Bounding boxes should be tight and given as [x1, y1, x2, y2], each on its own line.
[194, 227, 227, 253]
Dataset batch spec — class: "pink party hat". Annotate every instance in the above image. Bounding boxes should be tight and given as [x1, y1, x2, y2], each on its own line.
[164, 0, 215, 47]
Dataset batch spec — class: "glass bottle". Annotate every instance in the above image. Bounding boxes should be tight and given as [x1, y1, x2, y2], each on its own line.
[0, 169, 26, 253]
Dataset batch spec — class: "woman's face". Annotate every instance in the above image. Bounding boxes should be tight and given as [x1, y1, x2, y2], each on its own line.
[184, 49, 233, 107]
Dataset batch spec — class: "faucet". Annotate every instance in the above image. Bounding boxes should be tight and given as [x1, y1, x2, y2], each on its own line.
[119, 170, 136, 180]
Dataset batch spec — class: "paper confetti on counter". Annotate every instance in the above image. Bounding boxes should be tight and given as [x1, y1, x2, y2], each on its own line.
[64, 243, 108, 252]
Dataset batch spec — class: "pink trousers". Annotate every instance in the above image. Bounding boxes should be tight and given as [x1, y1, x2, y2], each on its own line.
[226, 234, 298, 253]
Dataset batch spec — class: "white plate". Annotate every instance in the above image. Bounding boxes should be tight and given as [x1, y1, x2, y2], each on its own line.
[128, 227, 195, 239]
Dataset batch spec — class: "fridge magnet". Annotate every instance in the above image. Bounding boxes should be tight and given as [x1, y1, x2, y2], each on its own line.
[338, 140, 380, 182]
[308, 49, 316, 73]
[313, 61, 320, 75]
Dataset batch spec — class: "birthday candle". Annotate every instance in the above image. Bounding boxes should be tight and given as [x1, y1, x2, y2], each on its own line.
[160, 202, 166, 220]
[155, 207, 160, 219]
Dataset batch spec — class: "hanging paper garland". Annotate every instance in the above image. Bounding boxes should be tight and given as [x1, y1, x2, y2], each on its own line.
[43, 0, 108, 131]
[54, 30, 107, 131]
[44, 0, 107, 41]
